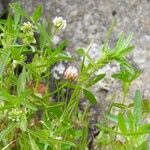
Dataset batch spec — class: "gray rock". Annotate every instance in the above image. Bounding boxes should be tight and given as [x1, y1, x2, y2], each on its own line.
[0, 1, 4, 16]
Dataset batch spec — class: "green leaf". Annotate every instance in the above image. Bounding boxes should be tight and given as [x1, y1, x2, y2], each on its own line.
[77, 46, 98, 71]
[83, 89, 97, 104]
[87, 73, 106, 87]
[2, 140, 15, 150]
[28, 134, 40, 150]
[115, 33, 134, 52]
[17, 67, 26, 95]
[55, 51, 72, 61]
[24, 101, 38, 111]
[111, 102, 127, 109]
[20, 113, 27, 132]
[106, 114, 118, 123]
[134, 90, 142, 126]
[142, 100, 150, 113]
[21, 62, 40, 79]
[0, 90, 16, 105]
[97, 124, 122, 135]
[27, 129, 76, 147]
[127, 110, 134, 132]
[37, 23, 52, 47]
[27, 129, 49, 143]
[14, 7, 21, 29]
[138, 124, 150, 134]
[52, 40, 68, 57]
[19, 133, 31, 150]
[118, 46, 134, 56]
[16, 89, 32, 106]
[98, 124, 149, 136]
[86, 54, 98, 71]
[115, 57, 132, 69]
[76, 48, 85, 56]
[0, 19, 6, 25]
[111, 73, 123, 80]
[139, 141, 149, 150]
[6, 15, 14, 34]
[118, 112, 127, 134]
[0, 123, 17, 141]
[123, 33, 134, 48]
[32, 5, 43, 22]
[104, 19, 116, 44]
[115, 33, 125, 51]
[10, 3, 30, 20]
[0, 51, 11, 76]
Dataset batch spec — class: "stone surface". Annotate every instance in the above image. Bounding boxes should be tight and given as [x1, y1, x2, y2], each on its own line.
[0, 1, 4, 16]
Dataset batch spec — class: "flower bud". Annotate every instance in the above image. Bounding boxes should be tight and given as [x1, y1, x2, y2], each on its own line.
[21, 22, 36, 44]
[21, 21, 33, 33]
[64, 66, 78, 81]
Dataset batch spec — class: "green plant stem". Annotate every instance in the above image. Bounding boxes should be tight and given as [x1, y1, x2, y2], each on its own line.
[43, 82, 68, 99]
[80, 54, 109, 85]
[122, 90, 128, 104]
[60, 84, 81, 121]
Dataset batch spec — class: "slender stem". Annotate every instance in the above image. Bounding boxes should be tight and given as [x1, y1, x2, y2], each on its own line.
[43, 82, 68, 98]
[60, 84, 80, 121]
[122, 90, 128, 104]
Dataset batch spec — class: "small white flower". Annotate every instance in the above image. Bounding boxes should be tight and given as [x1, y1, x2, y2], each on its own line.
[64, 66, 78, 81]
[0, 33, 4, 38]
[8, 108, 23, 122]
[35, 93, 43, 98]
[12, 119, 16, 122]
[0, 101, 4, 108]
[12, 60, 18, 69]
[55, 136, 63, 140]
[53, 17, 67, 30]
[49, 132, 54, 137]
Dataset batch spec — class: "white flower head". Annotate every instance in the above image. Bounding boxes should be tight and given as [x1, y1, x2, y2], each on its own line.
[64, 66, 78, 81]
[53, 17, 67, 30]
